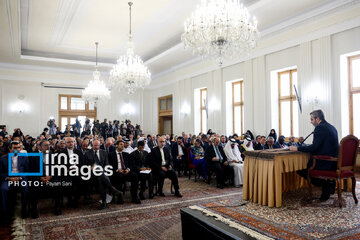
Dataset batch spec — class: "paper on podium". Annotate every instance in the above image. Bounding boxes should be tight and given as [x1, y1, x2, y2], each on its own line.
[140, 169, 152, 174]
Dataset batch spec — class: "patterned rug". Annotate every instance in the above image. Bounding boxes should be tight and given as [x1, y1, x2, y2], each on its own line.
[192, 185, 360, 240]
[19, 177, 242, 240]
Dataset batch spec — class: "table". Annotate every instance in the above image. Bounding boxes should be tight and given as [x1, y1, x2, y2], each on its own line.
[243, 149, 309, 207]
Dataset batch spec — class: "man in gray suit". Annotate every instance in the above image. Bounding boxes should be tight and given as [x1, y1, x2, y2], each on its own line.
[85, 140, 122, 210]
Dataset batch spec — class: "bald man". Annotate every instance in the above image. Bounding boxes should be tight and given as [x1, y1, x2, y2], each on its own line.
[149, 137, 182, 197]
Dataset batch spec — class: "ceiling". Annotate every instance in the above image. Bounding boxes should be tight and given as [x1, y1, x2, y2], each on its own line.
[0, 0, 350, 83]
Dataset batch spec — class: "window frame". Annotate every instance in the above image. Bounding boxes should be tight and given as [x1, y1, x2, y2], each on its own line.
[200, 88, 207, 133]
[58, 94, 97, 132]
[349, 54, 360, 135]
[278, 69, 297, 137]
[232, 81, 244, 135]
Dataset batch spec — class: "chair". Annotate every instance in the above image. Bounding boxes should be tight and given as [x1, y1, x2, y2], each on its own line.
[307, 135, 359, 208]
[187, 148, 197, 182]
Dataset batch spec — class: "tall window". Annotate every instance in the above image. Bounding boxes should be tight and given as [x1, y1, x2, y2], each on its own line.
[59, 95, 97, 132]
[200, 88, 207, 133]
[232, 81, 244, 135]
[278, 69, 298, 137]
[349, 54, 360, 138]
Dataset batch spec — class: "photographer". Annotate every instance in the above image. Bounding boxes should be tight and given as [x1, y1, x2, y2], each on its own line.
[83, 119, 92, 136]
[47, 119, 57, 135]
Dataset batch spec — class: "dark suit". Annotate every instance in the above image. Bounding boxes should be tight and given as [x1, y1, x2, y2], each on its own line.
[205, 145, 233, 186]
[254, 143, 265, 150]
[59, 148, 84, 206]
[171, 143, 188, 174]
[131, 150, 153, 195]
[0, 154, 29, 215]
[149, 146, 179, 194]
[84, 149, 117, 203]
[100, 145, 115, 153]
[28, 152, 62, 215]
[108, 151, 139, 200]
[148, 140, 158, 150]
[298, 120, 339, 198]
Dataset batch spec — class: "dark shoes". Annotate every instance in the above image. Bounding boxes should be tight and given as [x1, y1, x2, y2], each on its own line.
[175, 191, 182, 198]
[117, 194, 124, 205]
[98, 202, 107, 210]
[31, 210, 39, 219]
[139, 192, 145, 200]
[54, 208, 62, 216]
[132, 197, 141, 204]
[217, 184, 224, 189]
[149, 192, 154, 199]
[158, 192, 165, 197]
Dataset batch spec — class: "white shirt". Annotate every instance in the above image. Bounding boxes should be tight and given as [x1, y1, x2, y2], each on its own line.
[116, 150, 124, 170]
[67, 148, 74, 157]
[178, 144, 184, 156]
[11, 155, 19, 173]
[160, 147, 166, 166]
[123, 146, 134, 154]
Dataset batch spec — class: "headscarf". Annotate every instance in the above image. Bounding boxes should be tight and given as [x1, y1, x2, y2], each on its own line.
[241, 135, 254, 151]
[190, 140, 205, 159]
[224, 140, 242, 163]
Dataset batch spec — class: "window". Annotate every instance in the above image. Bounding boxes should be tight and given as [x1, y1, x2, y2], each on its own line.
[158, 95, 173, 135]
[200, 88, 207, 133]
[349, 54, 360, 138]
[278, 69, 298, 137]
[58, 95, 97, 132]
[232, 81, 244, 135]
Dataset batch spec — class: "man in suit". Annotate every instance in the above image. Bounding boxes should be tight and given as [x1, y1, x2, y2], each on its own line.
[171, 136, 188, 176]
[84, 140, 123, 210]
[101, 137, 115, 153]
[205, 137, 233, 189]
[254, 136, 266, 150]
[131, 141, 153, 199]
[148, 135, 158, 150]
[29, 140, 62, 217]
[108, 140, 141, 204]
[0, 141, 29, 221]
[290, 109, 339, 201]
[60, 137, 85, 208]
[265, 137, 275, 149]
[150, 137, 182, 197]
[100, 119, 108, 139]
[0, 127, 8, 138]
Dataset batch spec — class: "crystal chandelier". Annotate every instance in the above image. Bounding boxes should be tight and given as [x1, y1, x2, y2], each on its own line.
[110, 2, 151, 95]
[181, 0, 259, 66]
[82, 42, 111, 105]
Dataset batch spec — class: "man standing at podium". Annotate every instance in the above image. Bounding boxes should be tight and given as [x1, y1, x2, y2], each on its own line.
[290, 109, 338, 201]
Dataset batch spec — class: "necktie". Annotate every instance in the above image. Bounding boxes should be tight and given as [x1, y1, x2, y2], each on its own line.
[139, 151, 144, 162]
[119, 152, 125, 170]
[95, 150, 101, 165]
[215, 146, 223, 162]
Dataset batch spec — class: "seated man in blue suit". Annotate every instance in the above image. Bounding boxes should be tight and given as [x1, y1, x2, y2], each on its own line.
[290, 109, 339, 201]
[0, 141, 29, 221]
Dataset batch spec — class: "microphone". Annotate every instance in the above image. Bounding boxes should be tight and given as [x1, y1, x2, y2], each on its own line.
[301, 132, 313, 144]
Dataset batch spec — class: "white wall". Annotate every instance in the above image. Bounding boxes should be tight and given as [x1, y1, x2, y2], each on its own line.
[144, 26, 360, 139]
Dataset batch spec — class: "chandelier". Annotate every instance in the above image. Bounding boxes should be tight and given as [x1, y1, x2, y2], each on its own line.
[109, 2, 151, 95]
[181, 0, 259, 66]
[82, 42, 111, 105]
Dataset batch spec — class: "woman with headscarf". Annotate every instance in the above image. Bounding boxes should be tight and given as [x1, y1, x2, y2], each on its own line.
[268, 129, 277, 143]
[190, 139, 207, 180]
[223, 138, 244, 187]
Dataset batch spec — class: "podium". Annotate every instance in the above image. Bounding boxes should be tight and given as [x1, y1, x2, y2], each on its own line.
[243, 149, 309, 207]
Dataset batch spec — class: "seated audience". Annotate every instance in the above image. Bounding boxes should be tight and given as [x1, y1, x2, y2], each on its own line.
[108, 141, 141, 204]
[223, 139, 243, 187]
[131, 141, 154, 199]
[254, 136, 266, 150]
[190, 139, 207, 180]
[149, 137, 182, 197]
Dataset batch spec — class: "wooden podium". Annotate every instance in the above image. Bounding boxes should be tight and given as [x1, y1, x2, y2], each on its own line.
[242, 149, 309, 207]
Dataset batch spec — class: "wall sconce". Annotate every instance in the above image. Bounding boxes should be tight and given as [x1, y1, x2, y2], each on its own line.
[181, 103, 191, 116]
[12, 95, 29, 114]
[121, 103, 135, 117]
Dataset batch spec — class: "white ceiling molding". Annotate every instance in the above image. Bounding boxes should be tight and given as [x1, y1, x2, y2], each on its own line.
[49, 0, 85, 47]
[144, 43, 184, 65]
[149, 14, 360, 89]
[19, 0, 30, 49]
[19, 54, 113, 68]
[260, 0, 355, 37]
[0, 62, 109, 76]
[6, 0, 15, 57]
